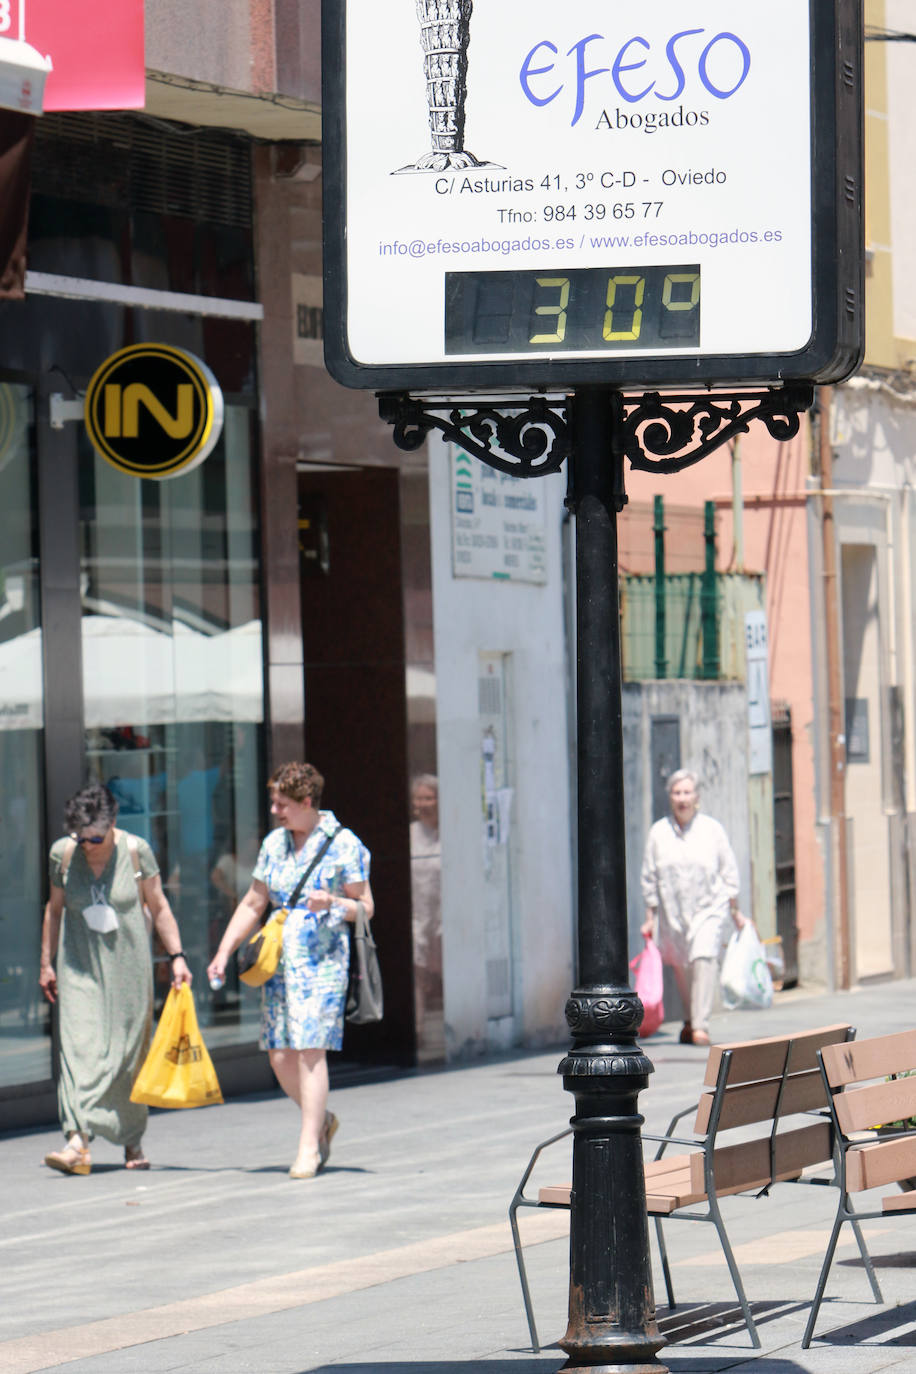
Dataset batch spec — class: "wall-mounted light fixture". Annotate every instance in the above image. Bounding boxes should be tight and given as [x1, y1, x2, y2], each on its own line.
[0, 1, 52, 115]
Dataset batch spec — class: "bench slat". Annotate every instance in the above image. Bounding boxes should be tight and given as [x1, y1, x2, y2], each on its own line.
[538, 1183, 571, 1206]
[536, 1124, 833, 1216]
[821, 1029, 916, 1088]
[540, 1160, 705, 1214]
[845, 1134, 916, 1193]
[882, 1191, 916, 1212]
[704, 1024, 852, 1088]
[833, 1079, 916, 1135]
[645, 1158, 696, 1186]
[689, 1120, 833, 1194]
[694, 1067, 828, 1134]
[646, 1193, 689, 1214]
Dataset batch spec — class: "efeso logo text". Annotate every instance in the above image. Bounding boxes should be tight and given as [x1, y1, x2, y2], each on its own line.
[519, 27, 752, 127]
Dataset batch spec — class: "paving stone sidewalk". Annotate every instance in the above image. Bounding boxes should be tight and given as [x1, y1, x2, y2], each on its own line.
[2, 979, 915, 1373]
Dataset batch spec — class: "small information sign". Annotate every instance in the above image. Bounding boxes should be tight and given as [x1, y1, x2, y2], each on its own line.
[745, 610, 772, 776]
[450, 445, 547, 583]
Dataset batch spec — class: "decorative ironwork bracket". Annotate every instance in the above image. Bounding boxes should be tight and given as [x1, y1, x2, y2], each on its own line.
[378, 393, 570, 478]
[620, 383, 814, 474]
[379, 383, 814, 479]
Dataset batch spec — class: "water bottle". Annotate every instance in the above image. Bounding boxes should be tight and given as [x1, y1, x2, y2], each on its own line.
[209, 974, 225, 991]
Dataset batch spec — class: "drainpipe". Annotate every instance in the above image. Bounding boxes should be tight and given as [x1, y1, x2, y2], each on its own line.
[701, 499, 719, 678]
[817, 386, 851, 990]
[732, 436, 745, 572]
[653, 493, 666, 678]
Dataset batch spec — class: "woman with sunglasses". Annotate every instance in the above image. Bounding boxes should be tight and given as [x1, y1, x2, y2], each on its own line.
[38, 782, 191, 1175]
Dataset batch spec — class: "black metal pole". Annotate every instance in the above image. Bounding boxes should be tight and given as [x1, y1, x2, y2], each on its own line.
[560, 387, 666, 1373]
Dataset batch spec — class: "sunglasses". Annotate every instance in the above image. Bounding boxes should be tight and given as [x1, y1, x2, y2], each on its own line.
[70, 832, 107, 845]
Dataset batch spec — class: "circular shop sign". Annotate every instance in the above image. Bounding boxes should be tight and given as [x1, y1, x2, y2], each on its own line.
[84, 344, 224, 479]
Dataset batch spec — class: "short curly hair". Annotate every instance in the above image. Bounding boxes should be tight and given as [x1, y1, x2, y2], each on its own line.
[268, 761, 324, 806]
[64, 782, 119, 834]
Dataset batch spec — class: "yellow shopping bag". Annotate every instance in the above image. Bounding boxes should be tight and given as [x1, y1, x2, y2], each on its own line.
[131, 984, 224, 1109]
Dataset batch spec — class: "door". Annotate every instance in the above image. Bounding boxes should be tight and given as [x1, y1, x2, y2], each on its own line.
[298, 467, 415, 1065]
[771, 703, 798, 986]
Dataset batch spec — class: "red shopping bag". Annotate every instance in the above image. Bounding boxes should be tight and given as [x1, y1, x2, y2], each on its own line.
[630, 937, 665, 1037]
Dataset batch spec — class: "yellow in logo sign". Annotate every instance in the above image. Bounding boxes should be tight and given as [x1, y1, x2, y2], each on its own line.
[103, 383, 195, 439]
[165, 1033, 203, 1065]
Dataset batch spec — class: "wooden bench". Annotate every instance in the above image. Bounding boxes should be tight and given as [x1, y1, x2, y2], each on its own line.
[509, 1023, 854, 1352]
[802, 1028, 916, 1347]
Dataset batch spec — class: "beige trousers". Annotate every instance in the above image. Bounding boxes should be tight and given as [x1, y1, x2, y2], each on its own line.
[673, 956, 719, 1035]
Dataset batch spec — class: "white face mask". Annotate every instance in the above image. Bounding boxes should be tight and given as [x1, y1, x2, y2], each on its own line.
[82, 883, 119, 934]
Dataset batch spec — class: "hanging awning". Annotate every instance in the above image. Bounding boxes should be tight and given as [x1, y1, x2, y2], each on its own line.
[0, 617, 265, 730]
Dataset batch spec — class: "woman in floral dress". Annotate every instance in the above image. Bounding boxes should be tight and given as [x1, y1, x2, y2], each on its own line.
[207, 761, 372, 1178]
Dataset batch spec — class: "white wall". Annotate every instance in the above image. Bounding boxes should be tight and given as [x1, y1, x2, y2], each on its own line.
[428, 435, 573, 1058]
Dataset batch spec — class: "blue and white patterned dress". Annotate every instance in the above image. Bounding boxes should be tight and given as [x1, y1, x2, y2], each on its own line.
[253, 811, 370, 1051]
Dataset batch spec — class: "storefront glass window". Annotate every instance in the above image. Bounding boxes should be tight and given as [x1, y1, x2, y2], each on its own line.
[0, 386, 49, 1088]
[78, 405, 265, 1045]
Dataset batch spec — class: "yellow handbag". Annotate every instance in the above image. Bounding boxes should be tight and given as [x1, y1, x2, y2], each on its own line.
[237, 826, 340, 987]
[237, 907, 289, 986]
[130, 984, 223, 1109]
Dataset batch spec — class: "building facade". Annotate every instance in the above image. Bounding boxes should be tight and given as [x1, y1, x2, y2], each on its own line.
[1, 1, 577, 1128]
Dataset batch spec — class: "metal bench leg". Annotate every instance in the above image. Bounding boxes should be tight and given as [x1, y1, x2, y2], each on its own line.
[801, 1209, 845, 1348]
[708, 1196, 761, 1348]
[850, 1217, 883, 1303]
[653, 1216, 676, 1310]
[509, 1201, 542, 1353]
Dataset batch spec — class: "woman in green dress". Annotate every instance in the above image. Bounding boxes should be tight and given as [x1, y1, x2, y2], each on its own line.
[38, 783, 192, 1175]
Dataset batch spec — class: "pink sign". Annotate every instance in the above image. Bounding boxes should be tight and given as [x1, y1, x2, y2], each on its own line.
[26, 0, 145, 112]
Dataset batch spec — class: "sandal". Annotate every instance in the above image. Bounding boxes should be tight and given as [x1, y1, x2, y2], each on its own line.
[125, 1146, 150, 1170]
[44, 1140, 91, 1176]
[319, 1111, 339, 1169]
[289, 1151, 321, 1180]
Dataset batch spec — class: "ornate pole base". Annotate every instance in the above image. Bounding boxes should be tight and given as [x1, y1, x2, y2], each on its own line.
[560, 988, 666, 1373]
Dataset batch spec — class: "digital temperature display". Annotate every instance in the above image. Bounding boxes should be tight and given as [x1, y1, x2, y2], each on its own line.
[444, 265, 700, 356]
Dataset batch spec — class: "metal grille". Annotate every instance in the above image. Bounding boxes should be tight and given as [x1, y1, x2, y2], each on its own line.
[478, 674, 501, 715]
[32, 114, 252, 229]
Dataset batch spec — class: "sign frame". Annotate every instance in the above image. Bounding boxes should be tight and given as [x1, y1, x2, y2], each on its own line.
[321, 0, 863, 393]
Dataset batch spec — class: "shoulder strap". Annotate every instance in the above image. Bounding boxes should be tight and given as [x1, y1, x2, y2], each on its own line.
[125, 835, 145, 899]
[59, 837, 77, 886]
[287, 824, 343, 909]
[125, 834, 154, 934]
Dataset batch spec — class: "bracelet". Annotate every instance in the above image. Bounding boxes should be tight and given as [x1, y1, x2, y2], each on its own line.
[169, 951, 187, 962]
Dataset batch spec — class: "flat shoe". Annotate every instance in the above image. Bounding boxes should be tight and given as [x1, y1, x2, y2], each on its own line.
[289, 1151, 321, 1180]
[125, 1148, 150, 1170]
[691, 1030, 711, 1046]
[319, 1111, 339, 1169]
[44, 1144, 91, 1176]
[678, 1023, 693, 1044]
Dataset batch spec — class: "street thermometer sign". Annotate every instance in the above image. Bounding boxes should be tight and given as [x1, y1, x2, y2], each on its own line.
[322, 0, 863, 393]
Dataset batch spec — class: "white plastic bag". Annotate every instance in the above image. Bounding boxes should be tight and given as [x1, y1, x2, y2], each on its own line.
[720, 922, 774, 1010]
